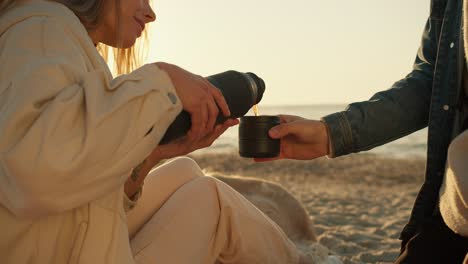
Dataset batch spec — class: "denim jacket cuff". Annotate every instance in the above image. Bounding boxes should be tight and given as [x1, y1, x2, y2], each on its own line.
[321, 112, 354, 157]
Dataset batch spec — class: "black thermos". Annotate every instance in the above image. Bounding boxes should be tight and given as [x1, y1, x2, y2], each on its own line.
[159, 70, 266, 144]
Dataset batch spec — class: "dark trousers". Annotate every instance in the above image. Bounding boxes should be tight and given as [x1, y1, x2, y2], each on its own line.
[395, 215, 468, 264]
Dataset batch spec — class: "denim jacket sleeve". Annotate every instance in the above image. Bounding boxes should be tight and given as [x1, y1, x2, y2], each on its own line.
[322, 15, 442, 157]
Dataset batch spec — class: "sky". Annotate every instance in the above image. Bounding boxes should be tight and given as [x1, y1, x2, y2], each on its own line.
[146, 0, 430, 106]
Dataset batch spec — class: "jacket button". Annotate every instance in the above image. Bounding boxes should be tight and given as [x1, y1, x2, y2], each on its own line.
[443, 105, 450, 111]
[450, 42, 455, 48]
[167, 92, 178, 104]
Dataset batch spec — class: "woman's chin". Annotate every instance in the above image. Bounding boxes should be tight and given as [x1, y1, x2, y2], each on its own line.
[105, 36, 137, 49]
[118, 38, 137, 49]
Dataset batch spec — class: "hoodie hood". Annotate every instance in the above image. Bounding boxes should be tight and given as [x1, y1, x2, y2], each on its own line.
[0, 0, 94, 49]
[0, 0, 111, 77]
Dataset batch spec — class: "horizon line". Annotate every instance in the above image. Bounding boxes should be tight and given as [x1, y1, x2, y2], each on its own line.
[261, 102, 349, 107]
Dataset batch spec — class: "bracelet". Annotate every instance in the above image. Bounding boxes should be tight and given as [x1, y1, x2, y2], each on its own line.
[124, 184, 143, 212]
[124, 159, 146, 212]
[130, 160, 146, 182]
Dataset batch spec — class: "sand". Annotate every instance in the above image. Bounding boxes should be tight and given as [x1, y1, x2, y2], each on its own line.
[189, 152, 426, 264]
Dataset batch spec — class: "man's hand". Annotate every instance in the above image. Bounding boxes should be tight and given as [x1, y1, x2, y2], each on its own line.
[255, 115, 330, 162]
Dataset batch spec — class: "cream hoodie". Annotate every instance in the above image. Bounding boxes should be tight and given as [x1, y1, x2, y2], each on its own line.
[0, 0, 182, 263]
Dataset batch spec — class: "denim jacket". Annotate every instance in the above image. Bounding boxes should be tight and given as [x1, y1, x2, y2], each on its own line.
[322, 0, 465, 242]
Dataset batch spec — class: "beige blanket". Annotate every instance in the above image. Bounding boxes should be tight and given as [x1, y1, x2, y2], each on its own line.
[439, 1, 468, 238]
[439, 130, 468, 237]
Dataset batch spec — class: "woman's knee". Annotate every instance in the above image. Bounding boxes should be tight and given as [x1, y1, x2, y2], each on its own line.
[145, 157, 205, 191]
[178, 176, 222, 215]
[157, 157, 204, 178]
[185, 176, 221, 203]
[192, 175, 219, 188]
[169, 156, 201, 170]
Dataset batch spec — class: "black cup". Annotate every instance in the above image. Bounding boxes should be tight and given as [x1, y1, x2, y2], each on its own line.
[239, 116, 280, 158]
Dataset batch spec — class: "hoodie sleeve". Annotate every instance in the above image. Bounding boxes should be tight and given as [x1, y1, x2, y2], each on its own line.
[0, 17, 183, 218]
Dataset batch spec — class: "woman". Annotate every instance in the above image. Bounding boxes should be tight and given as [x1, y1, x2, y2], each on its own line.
[0, 0, 332, 263]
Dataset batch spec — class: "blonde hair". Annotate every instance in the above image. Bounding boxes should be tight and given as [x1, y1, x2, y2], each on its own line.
[98, 31, 149, 76]
[0, 0, 148, 75]
[0, 0, 16, 12]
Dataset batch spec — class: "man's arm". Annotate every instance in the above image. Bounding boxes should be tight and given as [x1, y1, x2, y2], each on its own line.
[323, 16, 441, 157]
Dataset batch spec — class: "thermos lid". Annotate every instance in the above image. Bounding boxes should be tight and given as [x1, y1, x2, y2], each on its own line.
[244, 72, 265, 104]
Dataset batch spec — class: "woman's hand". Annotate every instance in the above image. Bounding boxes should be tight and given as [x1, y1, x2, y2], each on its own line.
[255, 115, 330, 162]
[155, 62, 230, 141]
[125, 118, 238, 198]
[153, 118, 239, 160]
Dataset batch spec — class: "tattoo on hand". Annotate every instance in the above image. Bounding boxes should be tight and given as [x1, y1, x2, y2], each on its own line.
[131, 159, 146, 182]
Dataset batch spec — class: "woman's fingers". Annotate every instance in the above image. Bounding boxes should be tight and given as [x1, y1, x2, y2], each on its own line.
[201, 104, 209, 136]
[198, 118, 238, 148]
[154, 118, 238, 160]
[190, 85, 231, 138]
[188, 103, 207, 140]
[209, 84, 230, 117]
[206, 94, 219, 131]
[204, 81, 230, 131]
[157, 63, 232, 140]
[204, 125, 225, 147]
[225, 118, 239, 126]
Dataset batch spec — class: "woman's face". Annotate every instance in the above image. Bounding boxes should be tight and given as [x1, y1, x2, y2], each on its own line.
[90, 0, 156, 48]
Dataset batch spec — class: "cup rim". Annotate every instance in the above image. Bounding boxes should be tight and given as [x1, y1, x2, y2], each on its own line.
[240, 115, 280, 123]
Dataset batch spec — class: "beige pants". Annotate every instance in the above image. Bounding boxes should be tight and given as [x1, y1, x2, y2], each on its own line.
[126, 157, 302, 264]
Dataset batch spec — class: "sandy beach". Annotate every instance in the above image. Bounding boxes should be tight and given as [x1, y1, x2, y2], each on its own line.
[190, 152, 426, 264]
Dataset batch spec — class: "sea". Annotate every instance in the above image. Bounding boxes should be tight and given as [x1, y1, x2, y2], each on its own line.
[194, 104, 428, 159]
